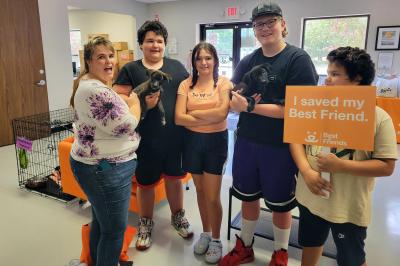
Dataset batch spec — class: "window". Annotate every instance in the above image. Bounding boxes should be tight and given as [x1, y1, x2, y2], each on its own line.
[69, 29, 82, 76]
[301, 15, 370, 75]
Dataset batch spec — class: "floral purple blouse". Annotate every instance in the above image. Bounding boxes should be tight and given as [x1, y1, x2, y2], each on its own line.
[71, 79, 140, 165]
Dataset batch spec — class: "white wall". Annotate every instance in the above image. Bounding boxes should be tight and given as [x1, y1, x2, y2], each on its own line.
[68, 10, 136, 50]
[37, 0, 400, 110]
[38, 0, 149, 111]
[148, 0, 400, 74]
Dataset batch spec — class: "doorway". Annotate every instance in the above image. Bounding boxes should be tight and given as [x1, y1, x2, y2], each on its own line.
[200, 22, 260, 79]
[0, 0, 49, 146]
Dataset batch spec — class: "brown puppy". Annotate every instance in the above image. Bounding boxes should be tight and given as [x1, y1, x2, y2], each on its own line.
[133, 70, 171, 125]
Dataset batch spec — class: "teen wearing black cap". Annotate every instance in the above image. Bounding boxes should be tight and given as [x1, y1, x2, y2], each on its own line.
[219, 1, 318, 266]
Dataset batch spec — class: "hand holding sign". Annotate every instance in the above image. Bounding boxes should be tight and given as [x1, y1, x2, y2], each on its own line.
[318, 146, 332, 199]
[317, 151, 342, 173]
[301, 165, 332, 198]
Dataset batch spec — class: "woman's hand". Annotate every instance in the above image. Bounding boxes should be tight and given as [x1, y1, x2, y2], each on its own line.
[145, 91, 160, 109]
[317, 153, 343, 173]
[126, 92, 140, 108]
[302, 168, 333, 197]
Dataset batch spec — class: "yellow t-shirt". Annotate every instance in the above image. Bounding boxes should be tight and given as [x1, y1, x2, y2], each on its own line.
[177, 76, 232, 133]
[296, 107, 398, 226]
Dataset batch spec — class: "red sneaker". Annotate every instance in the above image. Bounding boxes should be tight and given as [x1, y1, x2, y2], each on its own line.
[269, 249, 288, 266]
[219, 234, 254, 266]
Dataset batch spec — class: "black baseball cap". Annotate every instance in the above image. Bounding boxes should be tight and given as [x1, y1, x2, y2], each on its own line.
[251, 1, 282, 21]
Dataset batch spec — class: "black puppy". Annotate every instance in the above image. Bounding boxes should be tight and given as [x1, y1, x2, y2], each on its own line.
[133, 70, 171, 125]
[232, 64, 272, 108]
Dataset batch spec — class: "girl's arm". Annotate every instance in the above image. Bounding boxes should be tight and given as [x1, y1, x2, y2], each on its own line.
[188, 81, 232, 123]
[175, 94, 212, 127]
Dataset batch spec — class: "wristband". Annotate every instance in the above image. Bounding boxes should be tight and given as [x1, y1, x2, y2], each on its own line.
[247, 99, 255, 112]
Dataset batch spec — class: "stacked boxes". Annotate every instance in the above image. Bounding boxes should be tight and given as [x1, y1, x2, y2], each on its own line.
[117, 49, 134, 69]
[112, 41, 128, 51]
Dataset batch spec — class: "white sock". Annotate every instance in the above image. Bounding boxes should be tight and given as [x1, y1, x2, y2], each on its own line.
[204, 231, 211, 237]
[273, 224, 290, 251]
[240, 218, 257, 246]
[212, 237, 220, 242]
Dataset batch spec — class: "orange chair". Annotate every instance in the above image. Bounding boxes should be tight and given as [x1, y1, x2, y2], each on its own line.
[58, 137, 191, 213]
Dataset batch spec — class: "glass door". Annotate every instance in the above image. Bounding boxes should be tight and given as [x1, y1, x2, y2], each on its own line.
[205, 28, 234, 78]
[200, 22, 259, 79]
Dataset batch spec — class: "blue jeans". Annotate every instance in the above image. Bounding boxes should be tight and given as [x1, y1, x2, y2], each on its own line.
[70, 157, 136, 266]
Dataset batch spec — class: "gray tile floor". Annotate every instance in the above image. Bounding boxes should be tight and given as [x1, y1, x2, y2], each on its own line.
[0, 135, 399, 266]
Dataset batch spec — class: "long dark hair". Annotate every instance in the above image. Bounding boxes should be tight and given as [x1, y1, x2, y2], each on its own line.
[70, 36, 114, 107]
[190, 42, 219, 89]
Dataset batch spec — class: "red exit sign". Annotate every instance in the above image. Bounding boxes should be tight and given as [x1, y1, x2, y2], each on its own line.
[225, 6, 239, 19]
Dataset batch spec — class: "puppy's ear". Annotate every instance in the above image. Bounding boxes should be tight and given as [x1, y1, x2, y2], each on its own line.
[242, 71, 251, 86]
[162, 72, 172, 82]
[146, 69, 155, 79]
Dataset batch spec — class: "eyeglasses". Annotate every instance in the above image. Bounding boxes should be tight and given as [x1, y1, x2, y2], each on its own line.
[253, 18, 280, 31]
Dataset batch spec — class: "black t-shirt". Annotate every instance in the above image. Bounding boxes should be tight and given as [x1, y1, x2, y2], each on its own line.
[114, 58, 189, 152]
[232, 44, 318, 146]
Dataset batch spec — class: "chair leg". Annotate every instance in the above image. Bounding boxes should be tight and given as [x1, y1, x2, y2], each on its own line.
[227, 187, 233, 240]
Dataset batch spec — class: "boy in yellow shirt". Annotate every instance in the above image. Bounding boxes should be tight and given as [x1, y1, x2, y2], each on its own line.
[290, 46, 398, 266]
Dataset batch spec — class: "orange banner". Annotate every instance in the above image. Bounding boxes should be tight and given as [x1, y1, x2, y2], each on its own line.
[284, 86, 376, 150]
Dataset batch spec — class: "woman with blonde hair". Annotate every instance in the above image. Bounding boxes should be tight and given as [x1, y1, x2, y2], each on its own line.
[69, 36, 141, 266]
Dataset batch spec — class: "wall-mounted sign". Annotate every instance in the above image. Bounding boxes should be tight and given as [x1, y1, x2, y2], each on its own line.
[225, 6, 239, 19]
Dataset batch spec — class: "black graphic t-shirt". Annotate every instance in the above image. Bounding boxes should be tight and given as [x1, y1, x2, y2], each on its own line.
[232, 44, 318, 146]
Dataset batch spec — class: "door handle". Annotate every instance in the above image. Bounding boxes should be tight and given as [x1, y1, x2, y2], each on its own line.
[35, 80, 46, 86]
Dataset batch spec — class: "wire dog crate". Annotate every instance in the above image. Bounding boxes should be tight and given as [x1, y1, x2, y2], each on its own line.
[12, 108, 75, 202]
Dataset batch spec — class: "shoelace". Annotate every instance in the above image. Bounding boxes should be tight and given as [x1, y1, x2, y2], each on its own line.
[174, 212, 190, 229]
[138, 222, 152, 236]
[179, 217, 190, 228]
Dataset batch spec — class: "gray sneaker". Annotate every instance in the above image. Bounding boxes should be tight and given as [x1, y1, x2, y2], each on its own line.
[135, 217, 154, 250]
[66, 260, 88, 266]
[194, 232, 212, 255]
[205, 240, 223, 264]
[171, 209, 194, 238]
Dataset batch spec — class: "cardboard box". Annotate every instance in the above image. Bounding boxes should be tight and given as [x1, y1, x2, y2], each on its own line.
[87, 33, 109, 41]
[79, 50, 85, 71]
[117, 50, 134, 68]
[112, 42, 128, 51]
[113, 63, 119, 81]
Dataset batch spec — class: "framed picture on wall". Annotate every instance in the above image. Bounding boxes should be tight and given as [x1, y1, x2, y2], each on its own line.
[375, 26, 400, 50]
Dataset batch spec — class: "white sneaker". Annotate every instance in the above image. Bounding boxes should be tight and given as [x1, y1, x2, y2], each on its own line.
[205, 240, 222, 264]
[66, 259, 87, 266]
[194, 232, 211, 255]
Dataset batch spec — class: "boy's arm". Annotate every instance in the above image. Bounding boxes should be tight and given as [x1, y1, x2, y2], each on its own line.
[113, 84, 132, 101]
[229, 91, 283, 118]
[290, 144, 332, 196]
[317, 154, 395, 177]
